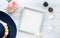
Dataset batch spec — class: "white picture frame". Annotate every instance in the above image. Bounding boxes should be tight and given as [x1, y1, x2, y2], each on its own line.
[19, 7, 44, 34]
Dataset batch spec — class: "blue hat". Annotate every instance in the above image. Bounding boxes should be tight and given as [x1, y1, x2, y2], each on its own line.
[0, 11, 17, 38]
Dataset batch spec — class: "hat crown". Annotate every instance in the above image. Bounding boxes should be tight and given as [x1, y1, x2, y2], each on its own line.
[0, 23, 5, 37]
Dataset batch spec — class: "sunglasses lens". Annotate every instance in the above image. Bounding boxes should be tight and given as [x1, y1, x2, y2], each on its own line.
[48, 7, 53, 12]
[43, 2, 48, 7]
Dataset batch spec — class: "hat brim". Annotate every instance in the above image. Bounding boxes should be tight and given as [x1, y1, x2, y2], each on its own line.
[0, 11, 17, 38]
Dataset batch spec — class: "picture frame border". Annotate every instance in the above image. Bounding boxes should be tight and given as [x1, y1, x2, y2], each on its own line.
[19, 7, 44, 35]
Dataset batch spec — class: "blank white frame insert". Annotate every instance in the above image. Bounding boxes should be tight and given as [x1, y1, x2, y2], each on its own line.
[19, 7, 44, 34]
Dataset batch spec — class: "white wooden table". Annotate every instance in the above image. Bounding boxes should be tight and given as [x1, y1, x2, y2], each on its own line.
[1, 0, 60, 38]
